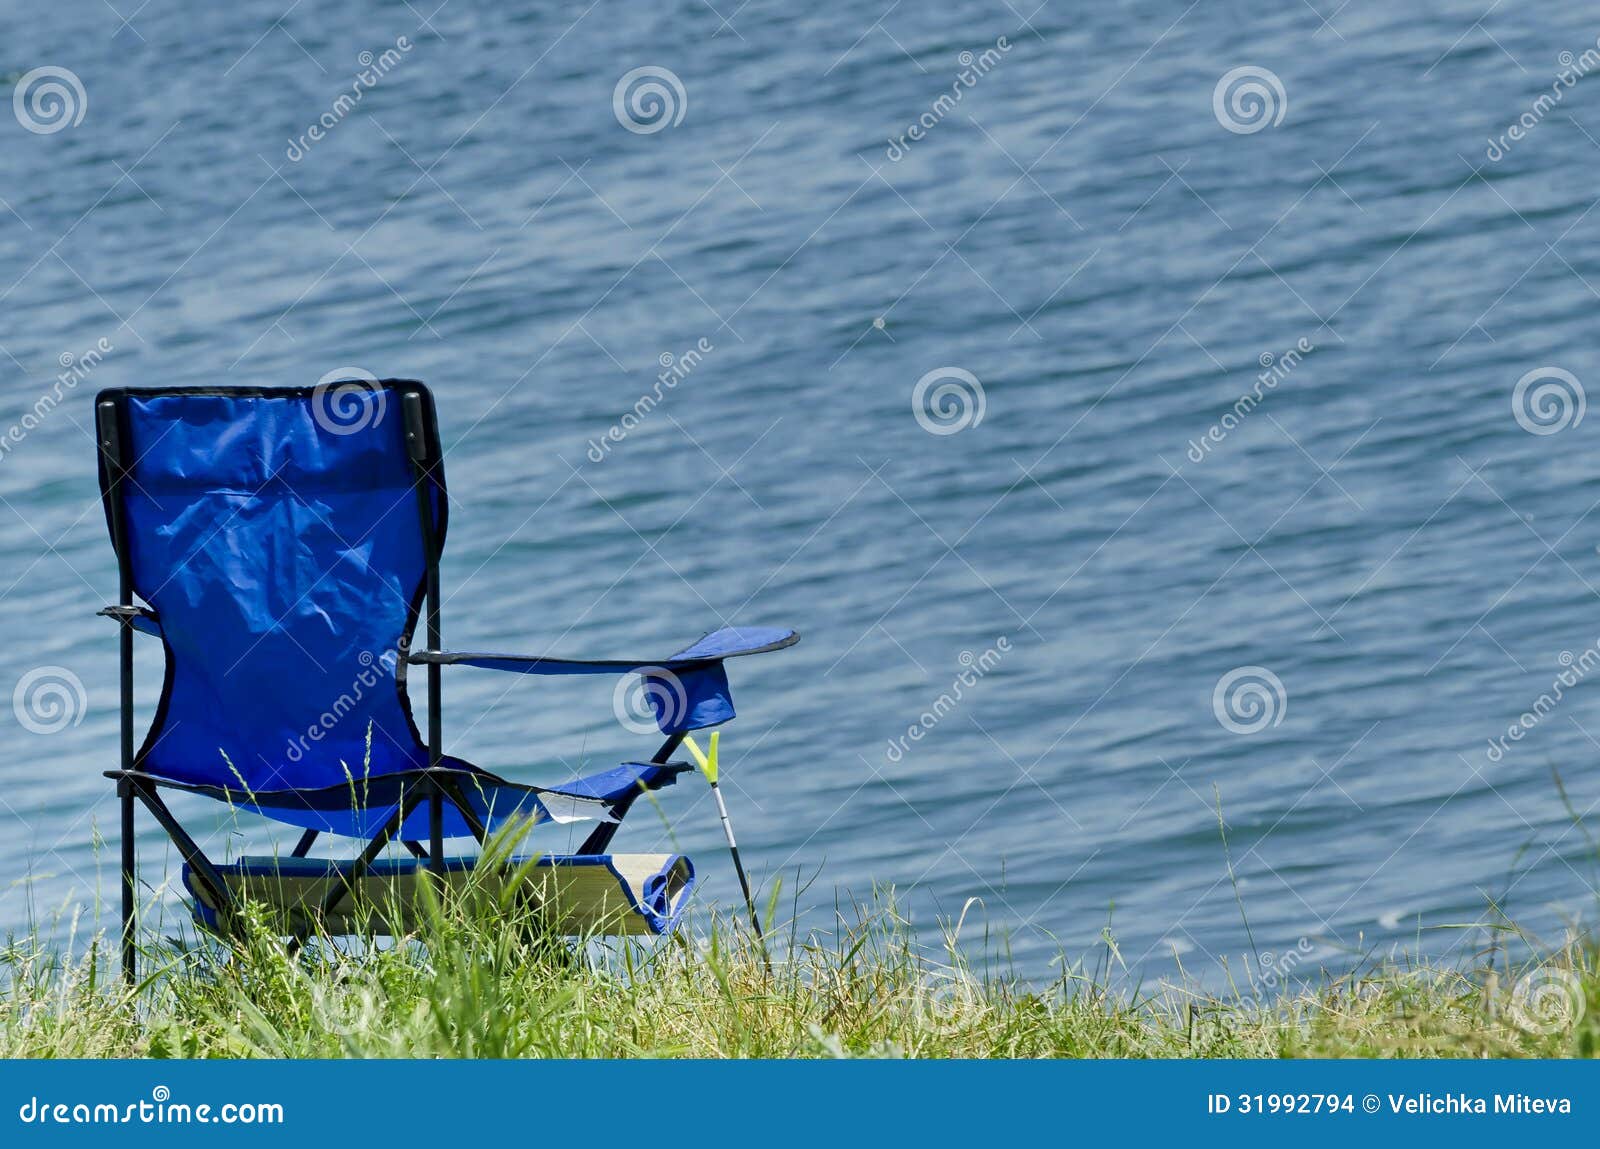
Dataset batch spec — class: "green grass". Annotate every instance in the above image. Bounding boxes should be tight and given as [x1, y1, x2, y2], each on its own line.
[3, 854, 1597, 1058]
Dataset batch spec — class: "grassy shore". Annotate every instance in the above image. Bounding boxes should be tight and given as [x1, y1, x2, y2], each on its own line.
[2, 867, 1596, 1058]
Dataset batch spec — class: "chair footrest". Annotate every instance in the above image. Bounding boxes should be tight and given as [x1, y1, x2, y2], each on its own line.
[184, 853, 695, 937]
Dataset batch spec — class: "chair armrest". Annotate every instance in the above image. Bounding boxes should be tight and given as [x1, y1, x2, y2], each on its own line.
[406, 626, 798, 675]
[539, 761, 693, 802]
[407, 627, 799, 735]
[97, 604, 161, 637]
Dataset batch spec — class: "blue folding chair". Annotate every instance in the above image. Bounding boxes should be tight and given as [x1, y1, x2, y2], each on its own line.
[94, 380, 797, 981]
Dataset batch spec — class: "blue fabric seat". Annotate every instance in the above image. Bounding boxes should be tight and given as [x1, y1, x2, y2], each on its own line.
[94, 380, 796, 976]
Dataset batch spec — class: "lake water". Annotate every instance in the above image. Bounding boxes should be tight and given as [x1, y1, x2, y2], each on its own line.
[4, 0, 1600, 985]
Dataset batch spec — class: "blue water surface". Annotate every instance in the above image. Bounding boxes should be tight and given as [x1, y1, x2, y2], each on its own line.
[4, 0, 1600, 984]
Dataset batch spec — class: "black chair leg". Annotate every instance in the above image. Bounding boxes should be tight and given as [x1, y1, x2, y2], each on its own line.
[428, 790, 444, 875]
[120, 781, 136, 984]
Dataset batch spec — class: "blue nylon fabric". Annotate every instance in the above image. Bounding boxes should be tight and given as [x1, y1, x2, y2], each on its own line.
[233, 770, 545, 839]
[430, 625, 797, 675]
[116, 388, 437, 800]
[539, 761, 678, 801]
[233, 798, 489, 840]
[101, 384, 764, 842]
[125, 612, 161, 637]
[646, 663, 734, 733]
[668, 627, 796, 660]
[233, 761, 669, 837]
[426, 627, 796, 734]
[650, 627, 795, 733]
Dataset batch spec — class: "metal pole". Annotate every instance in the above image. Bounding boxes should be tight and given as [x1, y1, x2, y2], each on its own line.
[708, 779, 764, 945]
[119, 778, 135, 984]
[684, 733, 767, 967]
[404, 391, 446, 877]
[100, 399, 137, 986]
[119, 601, 135, 983]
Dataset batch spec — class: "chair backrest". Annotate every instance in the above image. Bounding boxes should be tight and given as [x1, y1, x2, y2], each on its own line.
[95, 381, 446, 795]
